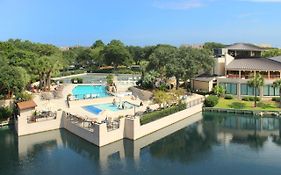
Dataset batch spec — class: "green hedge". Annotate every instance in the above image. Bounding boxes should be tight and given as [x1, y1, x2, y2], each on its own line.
[224, 95, 233, 100]
[204, 95, 219, 107]
[0, 107, 12, 121]
[272, 97, 281, 102]
[71, 77, 83, 84]
[242, 96, 260, 101]
[140, 103, 187, 125]
[56, 70, 85, 77]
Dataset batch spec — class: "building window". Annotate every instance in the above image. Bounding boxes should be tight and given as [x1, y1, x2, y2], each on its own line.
[240, 84, 259, 96]
[263, 85, 280, 96]
[221, 83, 237, 95]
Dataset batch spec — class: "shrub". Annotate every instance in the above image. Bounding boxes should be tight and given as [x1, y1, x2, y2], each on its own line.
[229, 102, 246, 109]
[272, 97, 281, 102]
[140, 103, 186, 125]
[248, 96, 255, 101]
[224, 95, 233, 100]
[106, 74, 114, 85]
[242, 97, 250, 101]
[204, 95, 219, 107]
[71, 78, 83, 84]
[15, 92, 33, 102]
[194, 90, 212, 96]
[248, 96, 260, 101]
[0, 107, 13, 121]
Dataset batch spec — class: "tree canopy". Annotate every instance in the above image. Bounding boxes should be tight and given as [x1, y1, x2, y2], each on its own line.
[0, 66, 30, 98]
[262, 48, 281, 58]
[203, 42, 226, 51]
[102, 40, 132, 69]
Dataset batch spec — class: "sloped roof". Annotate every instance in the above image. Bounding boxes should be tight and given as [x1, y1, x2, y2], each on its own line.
[17, 100, 37, 110]
[193, 76, 217, 82]
[268, 56, 281, 63]
[226, 43, 264, 51]
[226, 58, 281, 71]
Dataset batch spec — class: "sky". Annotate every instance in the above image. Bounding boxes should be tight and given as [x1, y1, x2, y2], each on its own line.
[0, 0, 281, 47]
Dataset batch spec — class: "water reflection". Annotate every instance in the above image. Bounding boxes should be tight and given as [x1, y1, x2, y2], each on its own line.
[2, 113, 281, 175]
[149, 112, 281, 163]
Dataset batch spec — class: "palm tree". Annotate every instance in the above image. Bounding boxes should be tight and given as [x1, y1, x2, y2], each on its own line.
[273, 79, 281, 107]
[248, 73, 264, 107]
[213, 85, 225, 97]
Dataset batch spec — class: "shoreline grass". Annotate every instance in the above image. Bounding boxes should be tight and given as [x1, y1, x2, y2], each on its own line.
[215, 98, 281, 111]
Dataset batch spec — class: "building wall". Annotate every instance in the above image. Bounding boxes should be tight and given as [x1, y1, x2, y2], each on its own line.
[16, 110, 63, 136]
[192, 80, 212, 92]
[214, 57, 225, 75]
[218, 77, 280, 98]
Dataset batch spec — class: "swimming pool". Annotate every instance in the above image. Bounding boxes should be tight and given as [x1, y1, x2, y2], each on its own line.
[83, 101, 136, 115]
[83, 105, 103, 115]
[72, 85, 109, 99]
[95, 102, 135, 111]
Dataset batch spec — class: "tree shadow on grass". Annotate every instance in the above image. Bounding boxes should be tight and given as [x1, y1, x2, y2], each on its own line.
[256, 102, 276, 109]
[228, 102, 246, 109]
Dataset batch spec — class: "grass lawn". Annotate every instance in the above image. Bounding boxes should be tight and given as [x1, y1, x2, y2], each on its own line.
[215, 98, 281, 111]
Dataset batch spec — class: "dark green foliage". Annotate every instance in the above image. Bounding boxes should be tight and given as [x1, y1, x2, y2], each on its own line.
[15, 92, 33, 102]
[249, 96, 260, 101]
[229, 102, 246, 109]
[106, 74, 114, 85]
[103, 40, 132, 69]
[204, 95, 219, 107]
[272, 97, 281, 102]
[224, 95, 233, 100]
[203, 42, 226, 51]
[71, 78, 83, 84]
[56, 70, 85, 77]
[140, 103, 187, 125]
[193, 90, 213, 96]
[0, 66, 30, 97]
[127, 46, 146, 65]
[242, 97, 250, 101]
[242, 96, 260, 101]
[0, 107, 13, 121]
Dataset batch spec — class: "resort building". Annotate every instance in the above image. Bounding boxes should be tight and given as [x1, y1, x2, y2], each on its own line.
[192, 43, 281, 98]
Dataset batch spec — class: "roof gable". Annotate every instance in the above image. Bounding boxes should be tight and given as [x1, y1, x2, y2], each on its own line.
[226, 43, 264, 51]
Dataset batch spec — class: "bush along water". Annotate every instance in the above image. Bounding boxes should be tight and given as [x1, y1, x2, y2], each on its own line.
[204, 95, 219, 107]
[140, 103, 187, 125]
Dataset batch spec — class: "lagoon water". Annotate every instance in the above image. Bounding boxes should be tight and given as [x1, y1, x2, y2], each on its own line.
[1, 112, 281, 175]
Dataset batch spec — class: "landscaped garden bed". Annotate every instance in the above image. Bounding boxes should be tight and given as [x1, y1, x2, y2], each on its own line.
[140, 103, 187, 125]
[214, 98, 281, 111]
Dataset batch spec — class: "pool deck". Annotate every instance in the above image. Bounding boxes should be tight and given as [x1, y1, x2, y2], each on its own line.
[33, 84, 152, 122]
[18, 82, 204, 147]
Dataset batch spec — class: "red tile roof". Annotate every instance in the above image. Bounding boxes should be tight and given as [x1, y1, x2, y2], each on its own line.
[17, 100, 37, 110]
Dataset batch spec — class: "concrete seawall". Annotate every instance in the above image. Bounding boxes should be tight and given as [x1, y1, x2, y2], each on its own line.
[125, 104, 203, 140]
[16, 103, 203, 147]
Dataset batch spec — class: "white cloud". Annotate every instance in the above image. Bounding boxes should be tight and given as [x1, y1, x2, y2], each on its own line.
[154, 0, 204, 10]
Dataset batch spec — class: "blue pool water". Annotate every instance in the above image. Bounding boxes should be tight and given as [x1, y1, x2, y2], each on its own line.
[83, 102, 135, 115]
[72, 85, 109, 99]
[96, 102, 135, 111]
[83, 106, 103, 115]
